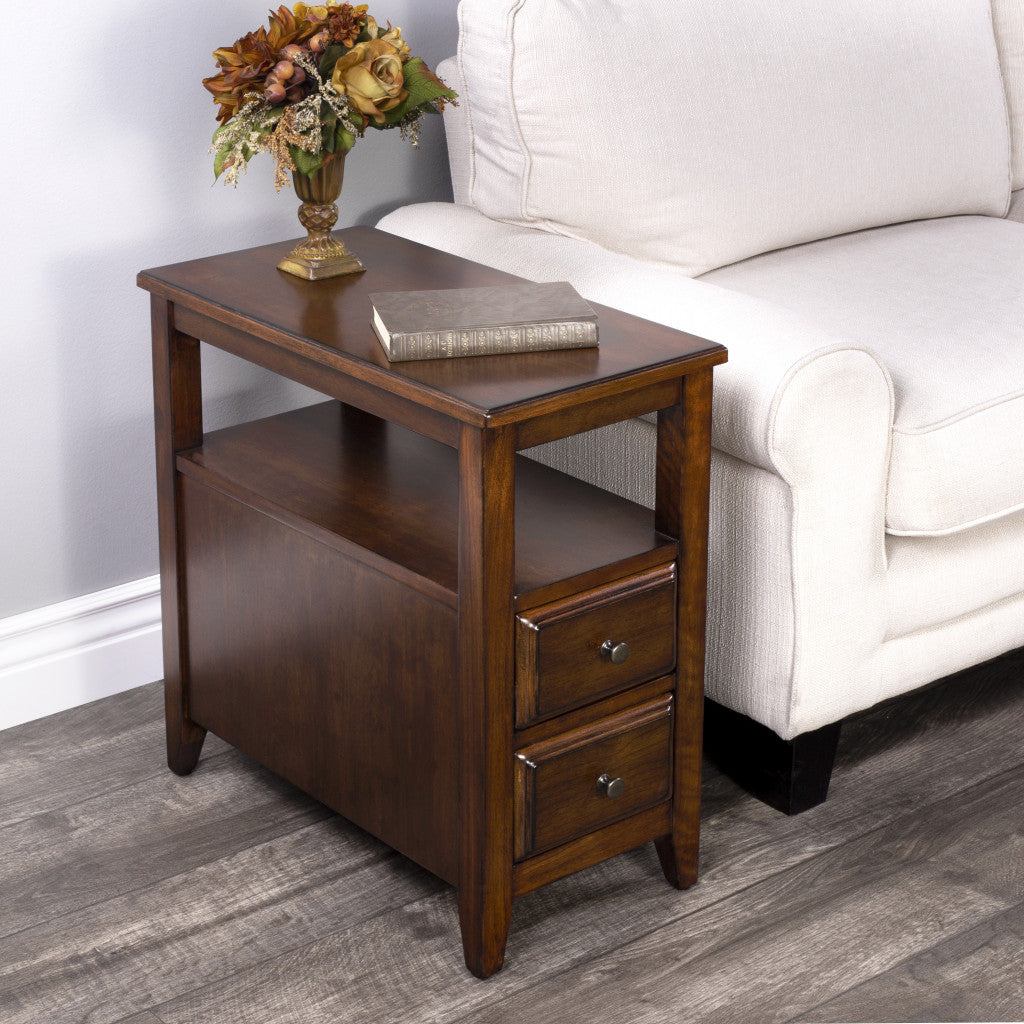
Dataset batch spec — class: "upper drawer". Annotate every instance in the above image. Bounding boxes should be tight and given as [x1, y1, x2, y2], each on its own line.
[515, 564, 676, 727]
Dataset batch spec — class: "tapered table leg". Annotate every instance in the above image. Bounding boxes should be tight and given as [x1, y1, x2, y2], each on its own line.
[655, 369, 714, 888]
[151, 295, 207, 776]
[456, 423, 516, 978]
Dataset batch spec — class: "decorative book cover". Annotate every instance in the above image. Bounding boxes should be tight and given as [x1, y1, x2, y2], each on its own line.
[369, 281, 599, 361]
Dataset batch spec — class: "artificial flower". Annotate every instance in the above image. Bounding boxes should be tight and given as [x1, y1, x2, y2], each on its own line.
[331, 38, 407, 123]
[207, 4, 456, 187]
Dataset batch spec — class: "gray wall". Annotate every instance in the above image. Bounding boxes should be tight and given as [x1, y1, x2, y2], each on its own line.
[0, 0, 461, 619]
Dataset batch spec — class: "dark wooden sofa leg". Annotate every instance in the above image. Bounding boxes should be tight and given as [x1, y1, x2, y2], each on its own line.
[703, 699, 842, 814]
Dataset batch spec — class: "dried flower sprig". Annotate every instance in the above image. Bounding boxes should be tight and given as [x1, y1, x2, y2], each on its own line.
[205, 2, 456, 187]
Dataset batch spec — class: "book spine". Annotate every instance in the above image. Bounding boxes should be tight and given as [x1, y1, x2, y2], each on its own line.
[387, 320, 598, 361]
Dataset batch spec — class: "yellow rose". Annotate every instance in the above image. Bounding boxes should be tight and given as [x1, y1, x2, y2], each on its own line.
[379, 25, 410, 61]
[331, 39, 408, 123]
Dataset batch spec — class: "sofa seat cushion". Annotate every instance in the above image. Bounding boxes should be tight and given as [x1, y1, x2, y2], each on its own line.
[703, 216, 1024, 536]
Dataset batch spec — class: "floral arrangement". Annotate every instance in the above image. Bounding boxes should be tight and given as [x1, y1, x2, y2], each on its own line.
[204, 3, 457, 189]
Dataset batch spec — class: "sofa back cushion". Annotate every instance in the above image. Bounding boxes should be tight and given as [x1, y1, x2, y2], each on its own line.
[457, 0, 1011, 276]
[993, 0, 1024, 190]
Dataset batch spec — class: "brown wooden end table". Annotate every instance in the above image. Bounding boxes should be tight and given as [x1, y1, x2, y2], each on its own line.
[138, 227, 727, 978]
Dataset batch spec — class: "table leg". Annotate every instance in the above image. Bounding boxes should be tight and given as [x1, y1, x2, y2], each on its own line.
[456, 423, 516, 978]
[150, 296, 207, 775]
[655, 368, 714, 888]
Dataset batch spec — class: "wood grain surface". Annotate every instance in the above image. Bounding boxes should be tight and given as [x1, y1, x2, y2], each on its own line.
[796, 900, 1024, 1023]
[180, 472, 461, 884]
[137, 228, 726, 428]
[3, 648, 1023, 1023]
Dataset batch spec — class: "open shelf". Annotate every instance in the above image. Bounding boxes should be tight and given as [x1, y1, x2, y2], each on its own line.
[177, 401, 675, 607]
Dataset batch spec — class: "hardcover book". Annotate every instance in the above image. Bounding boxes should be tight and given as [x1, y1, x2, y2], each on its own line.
[369, 281, 599, 361]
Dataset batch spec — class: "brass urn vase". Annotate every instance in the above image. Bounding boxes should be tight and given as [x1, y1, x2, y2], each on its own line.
[277, 152, 365, 281]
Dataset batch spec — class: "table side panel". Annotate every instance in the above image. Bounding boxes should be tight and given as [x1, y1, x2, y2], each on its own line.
[180, 473, 460, 885]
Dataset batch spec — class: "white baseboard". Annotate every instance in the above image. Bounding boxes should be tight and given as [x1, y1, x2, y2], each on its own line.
[0, 576, 163, 732]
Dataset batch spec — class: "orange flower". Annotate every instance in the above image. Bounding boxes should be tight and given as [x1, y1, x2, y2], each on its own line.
[203, 6, 319, 124]
[327, 4, 369, 47]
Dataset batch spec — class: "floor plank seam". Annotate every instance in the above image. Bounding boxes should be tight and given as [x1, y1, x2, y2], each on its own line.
[143, 876, 450, 1021]
[111, 1012, 170, 1024]
[0, 806, 337, 949]
[0, 746, 238, 834]
[780, 893, 1024, 1024]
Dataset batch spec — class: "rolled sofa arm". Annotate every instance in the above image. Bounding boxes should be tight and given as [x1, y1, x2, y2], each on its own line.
[376, 203, 894, 479]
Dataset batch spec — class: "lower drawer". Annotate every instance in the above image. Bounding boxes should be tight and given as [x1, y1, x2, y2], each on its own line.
[513, 694, 673, 860]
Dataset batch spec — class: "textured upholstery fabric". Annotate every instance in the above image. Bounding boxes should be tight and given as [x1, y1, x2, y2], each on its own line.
[993, 0, 1024, 189]
[377, 202, 1024, 738]
[886, 509, 1024, 639]
[704, 217, 1024, 535]
[441, 42, 1024, 228]
[456, 0, 1011, 277]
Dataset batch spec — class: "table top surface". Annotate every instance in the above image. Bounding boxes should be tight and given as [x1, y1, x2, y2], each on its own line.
[139, 227, 726, 422]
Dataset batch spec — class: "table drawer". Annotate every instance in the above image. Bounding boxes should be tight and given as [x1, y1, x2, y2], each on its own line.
[514, 695, 673, 860]
[515, 564, 676, 726]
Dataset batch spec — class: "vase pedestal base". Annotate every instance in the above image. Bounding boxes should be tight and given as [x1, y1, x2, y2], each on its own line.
[277, 242, 365, 281]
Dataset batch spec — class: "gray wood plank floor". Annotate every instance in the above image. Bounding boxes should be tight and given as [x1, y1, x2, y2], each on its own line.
[1, 655, 1022, 1024]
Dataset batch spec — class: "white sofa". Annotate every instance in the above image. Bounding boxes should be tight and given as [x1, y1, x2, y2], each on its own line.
[379, 0, 1024, 811]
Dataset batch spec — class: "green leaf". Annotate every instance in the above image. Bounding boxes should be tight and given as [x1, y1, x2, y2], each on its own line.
[322, 110, 338, 153]
[335, 124, 356, 152]
[291, 145, 324, 177]
[382, 58, 459, 125]
[213, 146, 230, 180]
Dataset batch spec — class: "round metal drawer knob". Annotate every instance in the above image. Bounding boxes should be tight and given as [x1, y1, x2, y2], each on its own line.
[597, 773, 625, 799]
[601, 640, 631, 665]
